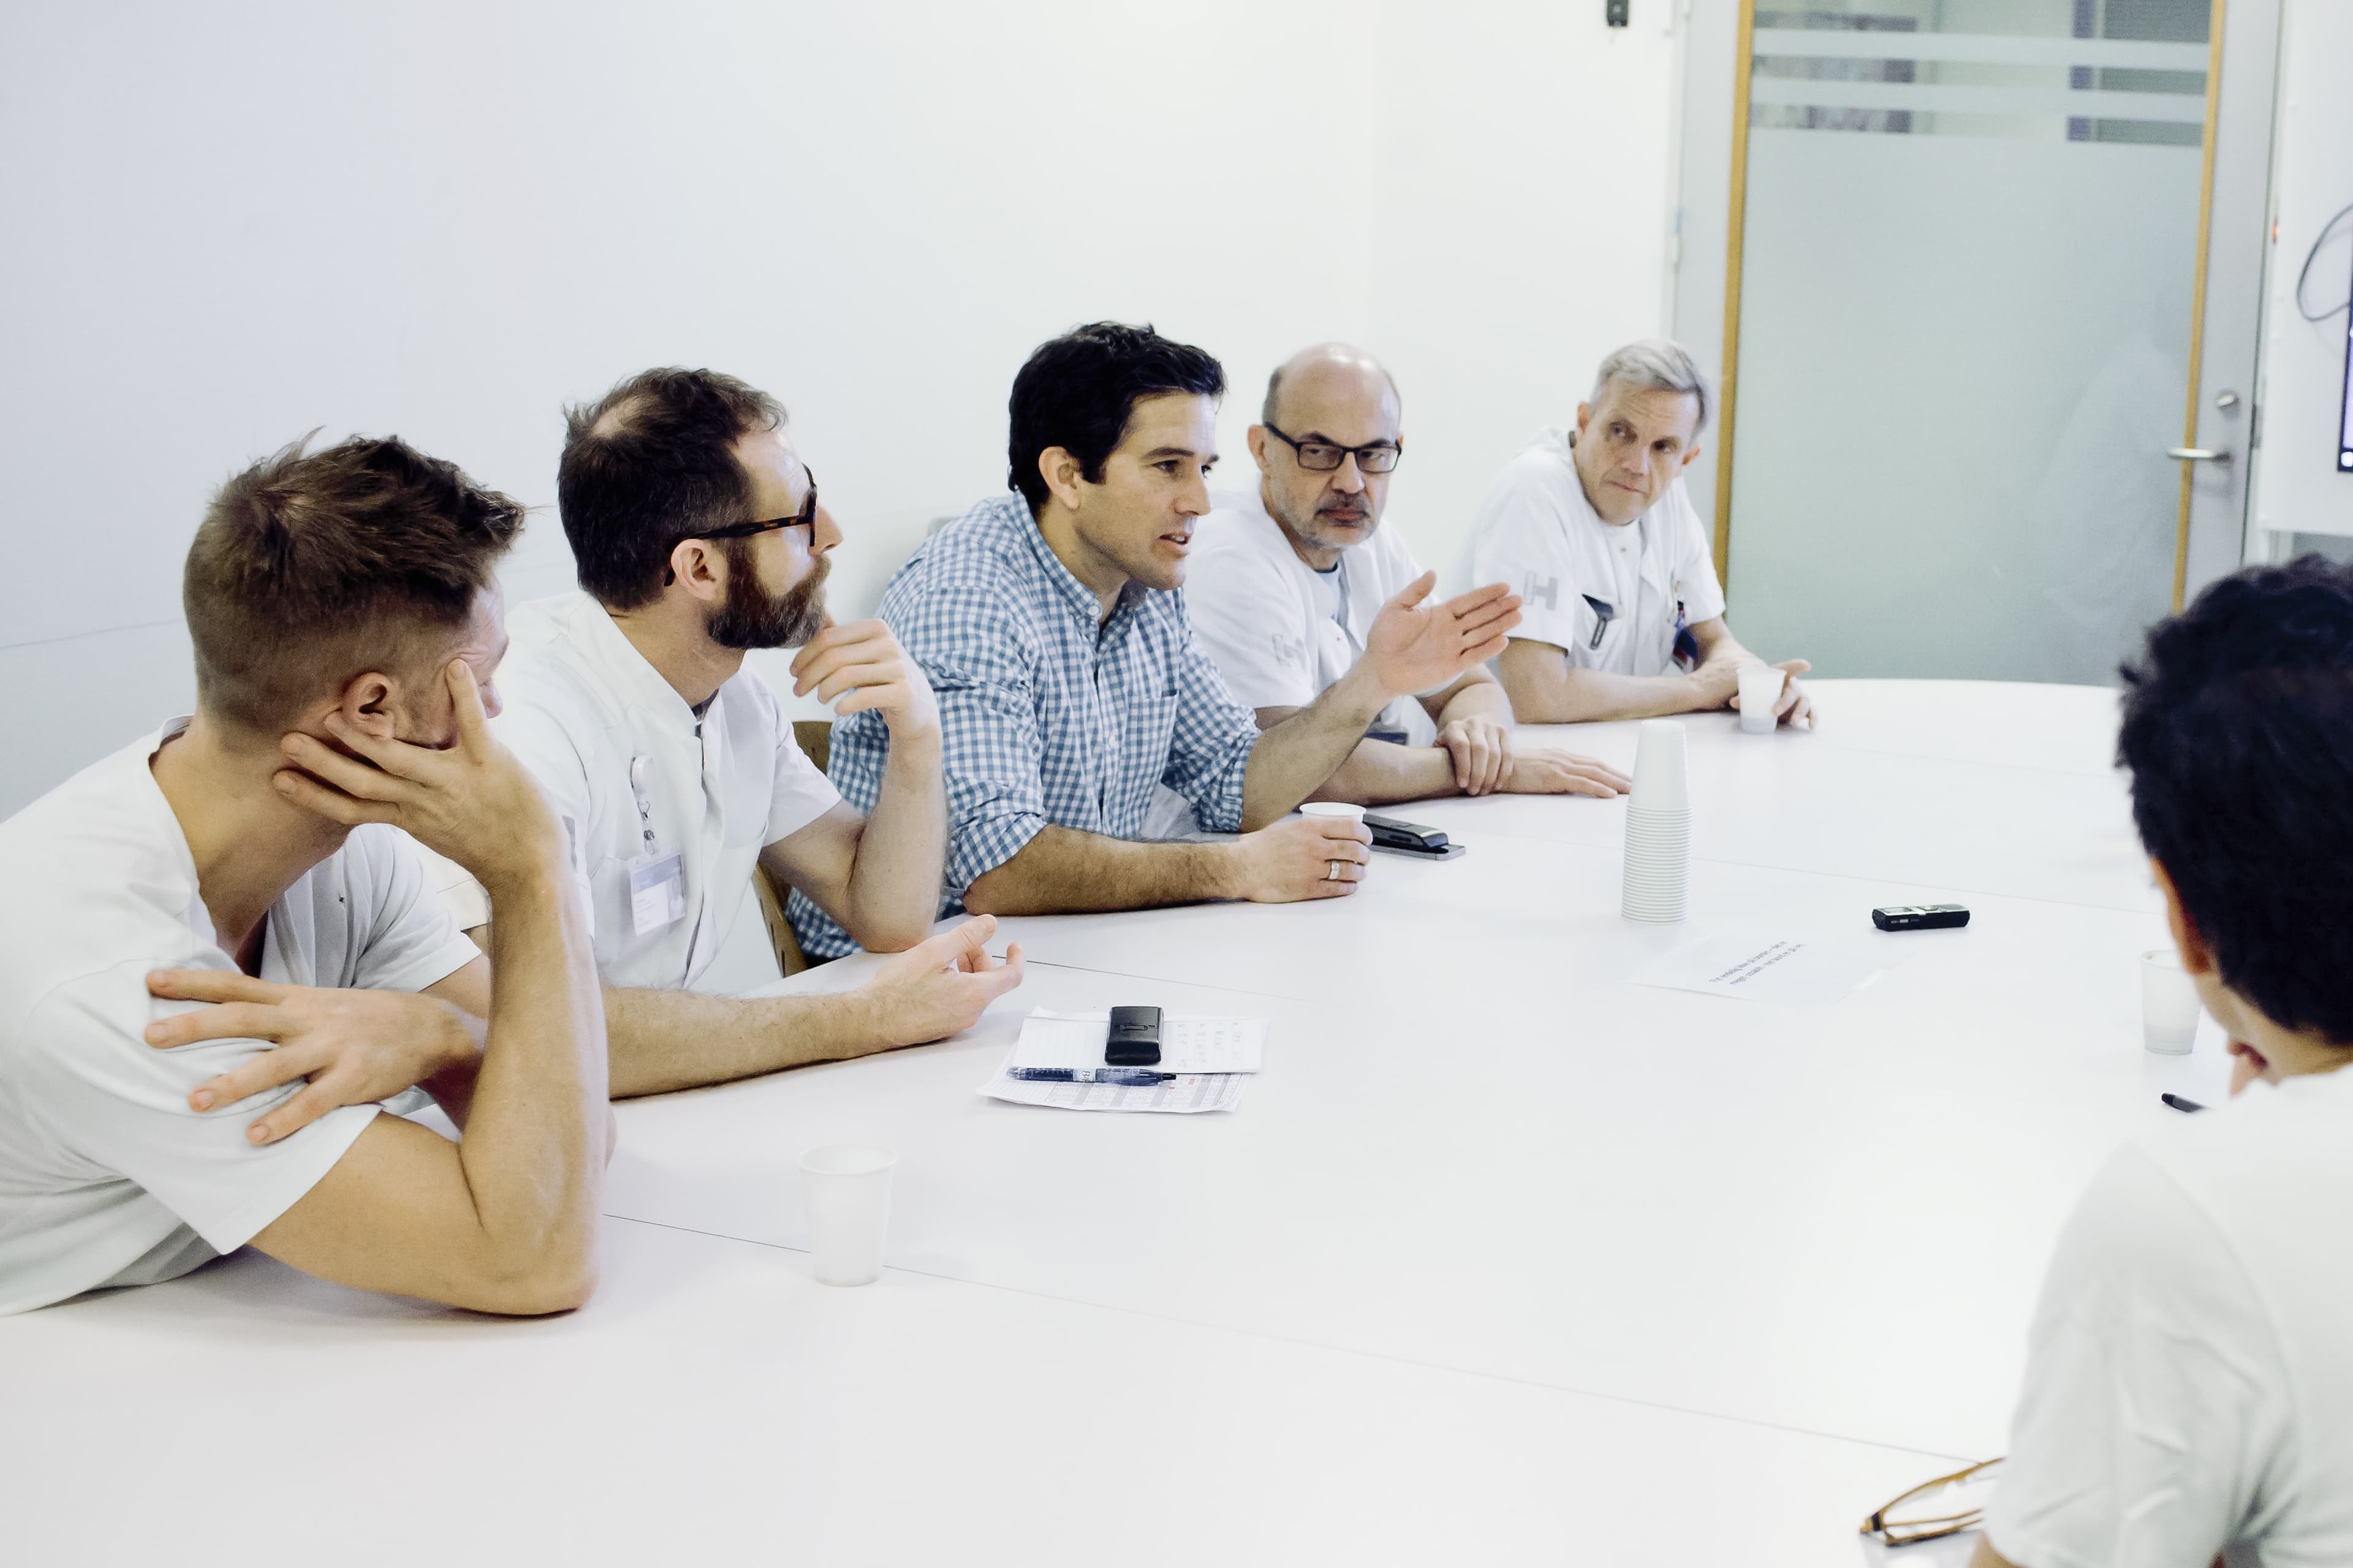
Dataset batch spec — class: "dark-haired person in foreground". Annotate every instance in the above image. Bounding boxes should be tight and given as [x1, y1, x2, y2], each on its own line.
[414, 368, 1022, 1098]
[1971, 556, 2353, 1567]
[791, 322, 1523, 954]
[0, 437, 607, 1315]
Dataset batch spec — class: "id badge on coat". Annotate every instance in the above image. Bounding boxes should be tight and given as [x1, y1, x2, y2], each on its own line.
[628, 852, 687, 935]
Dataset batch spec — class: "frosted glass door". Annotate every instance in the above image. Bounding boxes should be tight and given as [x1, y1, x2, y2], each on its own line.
[1725, 0, 2214, 683]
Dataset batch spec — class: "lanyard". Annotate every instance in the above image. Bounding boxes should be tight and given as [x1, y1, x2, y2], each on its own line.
[627, 756, 662, 855]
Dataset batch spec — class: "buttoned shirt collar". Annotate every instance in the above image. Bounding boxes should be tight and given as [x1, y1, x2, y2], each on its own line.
[1016, 504, 1153, 636]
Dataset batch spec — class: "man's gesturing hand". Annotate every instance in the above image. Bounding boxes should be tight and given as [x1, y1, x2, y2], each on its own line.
[273, 661, 561, 889]
[860, 915, 1025, 1047]
[1230, 816, 1372, 903]
[1361, 574, 1522, 700]
[790, 618, 939, 738]
[143, 969, 479, 1145]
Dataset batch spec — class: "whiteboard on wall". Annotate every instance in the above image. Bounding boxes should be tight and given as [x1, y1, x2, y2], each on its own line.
[2254, 0, 2353, 537]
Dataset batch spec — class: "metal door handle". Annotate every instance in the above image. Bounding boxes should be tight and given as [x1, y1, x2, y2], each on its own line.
[2167, 447, 2232, 463]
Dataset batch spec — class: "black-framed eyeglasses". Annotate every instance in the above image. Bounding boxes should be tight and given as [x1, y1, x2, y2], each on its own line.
[1263, 424, 1401, 474]
[696, 464, 819, 545]
[662, 466, 818, 586]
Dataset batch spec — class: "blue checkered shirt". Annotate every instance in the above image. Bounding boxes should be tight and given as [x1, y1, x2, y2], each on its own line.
[789, 494, 1261, 958]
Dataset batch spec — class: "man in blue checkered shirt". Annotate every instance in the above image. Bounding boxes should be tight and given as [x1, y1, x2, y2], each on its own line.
[791, 323, 1523, 957]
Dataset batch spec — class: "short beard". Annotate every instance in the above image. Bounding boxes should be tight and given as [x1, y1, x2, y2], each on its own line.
[1271, 489, 1379, 554]
[707, 539, 828, 650]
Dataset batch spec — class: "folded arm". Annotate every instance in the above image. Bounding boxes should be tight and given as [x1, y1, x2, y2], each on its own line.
[252, 874, 606, 1314]
[245, 662, 611, 1315]
[1238, 575, 1523, 825]
[237, 659, 607, 1309]
[767, 619, 948, 952]
[1496, 635, 1732, 723]
[1249, 672, 1624, 805]
[759, 792, 941, 956]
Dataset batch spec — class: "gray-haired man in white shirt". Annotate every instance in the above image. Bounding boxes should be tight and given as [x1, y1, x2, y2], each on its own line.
[1471, 339, 1814, 728]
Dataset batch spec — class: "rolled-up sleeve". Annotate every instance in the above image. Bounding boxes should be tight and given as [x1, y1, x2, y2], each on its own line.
[900, 575, 1052, 893]
[1159, 622, 1260, 835]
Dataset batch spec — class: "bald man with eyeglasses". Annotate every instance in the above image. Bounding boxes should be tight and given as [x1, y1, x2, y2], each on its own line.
[1184, 343, 1629, 805]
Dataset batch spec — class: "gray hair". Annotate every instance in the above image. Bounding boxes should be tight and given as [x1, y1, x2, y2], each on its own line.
[1589, 339, 1713, 435]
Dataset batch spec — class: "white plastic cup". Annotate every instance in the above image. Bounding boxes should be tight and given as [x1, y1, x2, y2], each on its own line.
[1737, 666, 1785, 735]
[800, 1145, 896, 1286]
[1629, 720, 1690, 810]
[1302, 801, 1368, 882]
[1621, 800, 1691, 922]
[2140, 950, 2200, 1056]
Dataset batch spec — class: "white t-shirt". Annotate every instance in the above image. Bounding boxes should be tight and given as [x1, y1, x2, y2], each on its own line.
[0, 722, 480, 1315]
[1984, 1066, 2353, 1568]
[1184, 487, 1439, 746]
[1466, 428, 1725, 676]
[425, 592, 841, 992]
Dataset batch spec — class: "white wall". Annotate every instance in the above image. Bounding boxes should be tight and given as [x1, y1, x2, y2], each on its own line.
[0, 1, 1681, 817]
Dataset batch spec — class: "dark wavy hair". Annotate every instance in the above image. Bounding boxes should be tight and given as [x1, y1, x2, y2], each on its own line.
[1006, 322, 1224, 515]
[185, 435, 521, 733]
[558, 367, 786, 609]
[2118, 554, 2353, 1044]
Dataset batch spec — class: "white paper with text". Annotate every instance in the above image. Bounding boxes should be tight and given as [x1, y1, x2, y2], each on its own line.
[1631, 926, 1898, 1007]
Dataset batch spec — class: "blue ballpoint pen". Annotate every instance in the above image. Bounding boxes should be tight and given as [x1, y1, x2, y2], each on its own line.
[1006, 1067, 1173, 1086]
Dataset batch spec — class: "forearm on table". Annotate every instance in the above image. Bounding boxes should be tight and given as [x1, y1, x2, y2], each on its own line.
[601, 982, 895, 1099]
[837, 731, 947, 950]
[1309, 738, 1460, 805]
[419, 1006, 488, 1127]
[1240, 667, 1392, 828]
[1499, 644, 1704, 723]
[458, 870, 608, 1276]
[961, 825, 1240, 916]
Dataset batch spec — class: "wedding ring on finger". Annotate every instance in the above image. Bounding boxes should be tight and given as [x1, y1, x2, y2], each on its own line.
[1326, 860, 1344, 881]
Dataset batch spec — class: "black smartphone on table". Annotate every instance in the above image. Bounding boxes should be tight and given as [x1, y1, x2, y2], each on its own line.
[1106, 1006, 1163, 1066]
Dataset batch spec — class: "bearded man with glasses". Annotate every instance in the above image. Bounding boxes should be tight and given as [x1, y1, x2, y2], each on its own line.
[426, 368, 1021, 1095]
[156, 368, 1022, 1126]
[1184, 343, 1629, 804]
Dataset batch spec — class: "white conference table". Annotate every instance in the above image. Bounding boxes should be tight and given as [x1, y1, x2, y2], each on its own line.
[1, 680, 2230, 1565]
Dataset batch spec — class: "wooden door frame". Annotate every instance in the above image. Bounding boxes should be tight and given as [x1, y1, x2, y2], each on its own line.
[1708, 0, 2227, 609]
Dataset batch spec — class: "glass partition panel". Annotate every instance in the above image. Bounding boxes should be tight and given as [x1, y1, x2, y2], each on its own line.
[1726, 0, 2212, 683]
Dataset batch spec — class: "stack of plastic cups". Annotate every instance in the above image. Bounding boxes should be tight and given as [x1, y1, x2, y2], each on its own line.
[1622, 719, 1691, 923]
